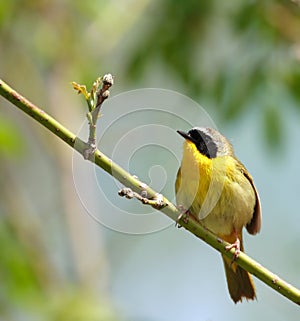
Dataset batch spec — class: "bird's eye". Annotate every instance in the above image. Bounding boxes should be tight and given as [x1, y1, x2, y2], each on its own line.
[188, 128, 217, 159]
[188, 129, 202, 141]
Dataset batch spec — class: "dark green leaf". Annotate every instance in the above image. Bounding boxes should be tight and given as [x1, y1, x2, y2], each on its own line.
[263, 106, 283, 149]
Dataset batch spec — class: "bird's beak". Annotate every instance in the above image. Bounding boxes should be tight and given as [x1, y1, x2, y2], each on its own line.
[177, 130, 193, 142]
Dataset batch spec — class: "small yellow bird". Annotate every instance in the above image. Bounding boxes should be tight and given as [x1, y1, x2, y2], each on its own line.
[176, 127, 261, 303]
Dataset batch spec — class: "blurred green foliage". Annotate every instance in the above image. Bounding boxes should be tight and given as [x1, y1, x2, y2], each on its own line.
[126, 1, 300, 147]
[1, 0, 300, 320]
[0, 117, 26, 157]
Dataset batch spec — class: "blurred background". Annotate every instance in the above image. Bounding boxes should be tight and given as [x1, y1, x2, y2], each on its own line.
[1, 0, 300, 320]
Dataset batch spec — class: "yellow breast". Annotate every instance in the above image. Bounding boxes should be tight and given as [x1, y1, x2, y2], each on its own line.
[176, 141, 256, 236]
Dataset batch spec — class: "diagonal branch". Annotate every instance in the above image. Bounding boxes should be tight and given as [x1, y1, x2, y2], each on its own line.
[0, 78, 299, 305]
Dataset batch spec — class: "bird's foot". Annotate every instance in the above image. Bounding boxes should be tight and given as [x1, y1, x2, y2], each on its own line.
[176, 205, 191, 227]
[225, 237, 241, 262]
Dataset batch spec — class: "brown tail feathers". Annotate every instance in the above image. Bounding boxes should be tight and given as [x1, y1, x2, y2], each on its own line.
[222, 255, 256, 303]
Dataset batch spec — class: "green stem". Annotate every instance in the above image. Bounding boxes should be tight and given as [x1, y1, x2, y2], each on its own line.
[0, 78, 299, 305]
[83, 74, 113, 159]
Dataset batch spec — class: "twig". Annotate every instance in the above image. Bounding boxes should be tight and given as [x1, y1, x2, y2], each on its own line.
[118, 187, 166, 209]
[0, 78, 300, 305]
[72, 74, 114, 160]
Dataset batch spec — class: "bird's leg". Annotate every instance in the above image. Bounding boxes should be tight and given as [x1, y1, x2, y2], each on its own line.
[225, 231, 241, 262]
[176, 205, 191, 227]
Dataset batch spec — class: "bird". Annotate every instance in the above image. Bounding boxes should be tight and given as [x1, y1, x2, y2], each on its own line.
[175, 127, 261, 303]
